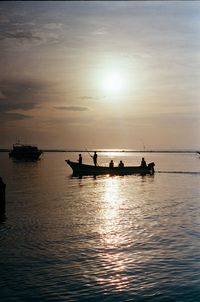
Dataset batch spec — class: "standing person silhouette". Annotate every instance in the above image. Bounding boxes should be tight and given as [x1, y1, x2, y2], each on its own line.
[78, 154, 82, 165]
[93, 151, 97, 166]
[141, 157, 147, 167]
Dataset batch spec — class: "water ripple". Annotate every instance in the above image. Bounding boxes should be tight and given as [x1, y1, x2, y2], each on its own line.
[0, 153, 200, 301]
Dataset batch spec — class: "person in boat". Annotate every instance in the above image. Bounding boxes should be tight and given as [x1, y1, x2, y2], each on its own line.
[118, 160, 124, 167]
[78, 154, 82, 165]
[141, 157, 147, 167]
[109, 160, 114, 168]
[93, 151, 97, 166]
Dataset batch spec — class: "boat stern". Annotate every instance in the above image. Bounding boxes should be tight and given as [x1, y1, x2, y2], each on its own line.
[148, 162, 155, 174]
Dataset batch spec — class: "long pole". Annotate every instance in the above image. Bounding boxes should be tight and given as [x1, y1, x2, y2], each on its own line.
[85, 148, 93, 159]
[85, 149, 99, 166]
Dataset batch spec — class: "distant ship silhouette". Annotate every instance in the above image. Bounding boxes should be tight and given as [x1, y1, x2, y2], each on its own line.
[9, 143, 43, 159]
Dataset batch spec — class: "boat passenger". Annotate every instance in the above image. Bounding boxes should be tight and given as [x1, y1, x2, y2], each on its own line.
[78, 154, 82, 165]
[118, 160, 124, 167]
[141, 157, 147, 167]
[109, 160, 114, 168]
[93, 151, 97, 166]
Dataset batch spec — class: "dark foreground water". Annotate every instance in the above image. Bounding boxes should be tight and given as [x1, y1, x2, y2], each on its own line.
[0, 152, 200, 301]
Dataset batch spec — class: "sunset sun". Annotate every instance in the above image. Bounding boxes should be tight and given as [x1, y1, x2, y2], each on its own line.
[97, 67, 132, 95]
[101, 71, 126, 93]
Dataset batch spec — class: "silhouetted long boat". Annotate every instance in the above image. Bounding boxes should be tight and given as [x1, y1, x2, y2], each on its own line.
[66, 160, 155, 176]
[9, 143, 43, 159]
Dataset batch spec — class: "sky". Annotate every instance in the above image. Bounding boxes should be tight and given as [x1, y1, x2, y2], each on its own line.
[0, 1, 200, 150]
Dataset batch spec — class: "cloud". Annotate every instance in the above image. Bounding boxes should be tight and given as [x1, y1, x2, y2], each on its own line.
[54, 106, 89, 111]
[0, 112, 30, 121]
[91, 27, 108, 36]
[0, 79, 48, 120]
[0, 101, 37, 112]
[80, 96, 98, 100]
[45, 115, 95, 126]
[0, 14, 65, 47]
[0, 91, 5, 99]
[43, 23, 64, 30]
[0, 30, 42, 42]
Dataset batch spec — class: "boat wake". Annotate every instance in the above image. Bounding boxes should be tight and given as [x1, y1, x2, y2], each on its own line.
[157, 171, 200, 175]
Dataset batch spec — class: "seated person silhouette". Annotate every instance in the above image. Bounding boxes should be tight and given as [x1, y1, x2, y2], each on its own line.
[109, 160, 114, 168]
[118, 160, 124, 167]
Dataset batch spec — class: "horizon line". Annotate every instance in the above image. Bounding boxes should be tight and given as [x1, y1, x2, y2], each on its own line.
[0, 148, 199, 154]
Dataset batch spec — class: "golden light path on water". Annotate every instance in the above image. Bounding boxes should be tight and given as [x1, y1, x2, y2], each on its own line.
[96, 177, 132, 291]
[91, 172, 161, 293]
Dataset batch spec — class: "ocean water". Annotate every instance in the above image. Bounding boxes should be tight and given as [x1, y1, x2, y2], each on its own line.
[0, 152, 200, 302]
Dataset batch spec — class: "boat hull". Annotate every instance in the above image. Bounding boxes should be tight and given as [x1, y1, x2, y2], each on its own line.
[9, 150, 42, 159]
[9, 144, 43, 159]
[66, 160, 155, 177]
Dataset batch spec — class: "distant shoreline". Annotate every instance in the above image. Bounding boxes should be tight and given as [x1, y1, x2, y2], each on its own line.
[0, 149, 199, 154]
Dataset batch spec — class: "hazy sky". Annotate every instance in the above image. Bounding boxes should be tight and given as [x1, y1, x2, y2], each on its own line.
[0, 1, 200, 150]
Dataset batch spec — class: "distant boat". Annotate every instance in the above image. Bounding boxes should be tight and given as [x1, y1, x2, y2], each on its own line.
[66, 160, 155, 177]
[9, 143, 43, 159]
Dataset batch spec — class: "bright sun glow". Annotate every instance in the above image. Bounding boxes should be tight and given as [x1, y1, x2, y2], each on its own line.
[101, 72, 126, 93]
[98, 67, 132, 95]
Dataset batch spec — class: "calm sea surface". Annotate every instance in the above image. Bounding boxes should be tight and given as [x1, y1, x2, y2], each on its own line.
[0, 152, 200, 302]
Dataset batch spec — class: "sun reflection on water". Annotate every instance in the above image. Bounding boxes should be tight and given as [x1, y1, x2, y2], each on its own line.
[96, 177, 132, 291]
[99, 177, 122, 234]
